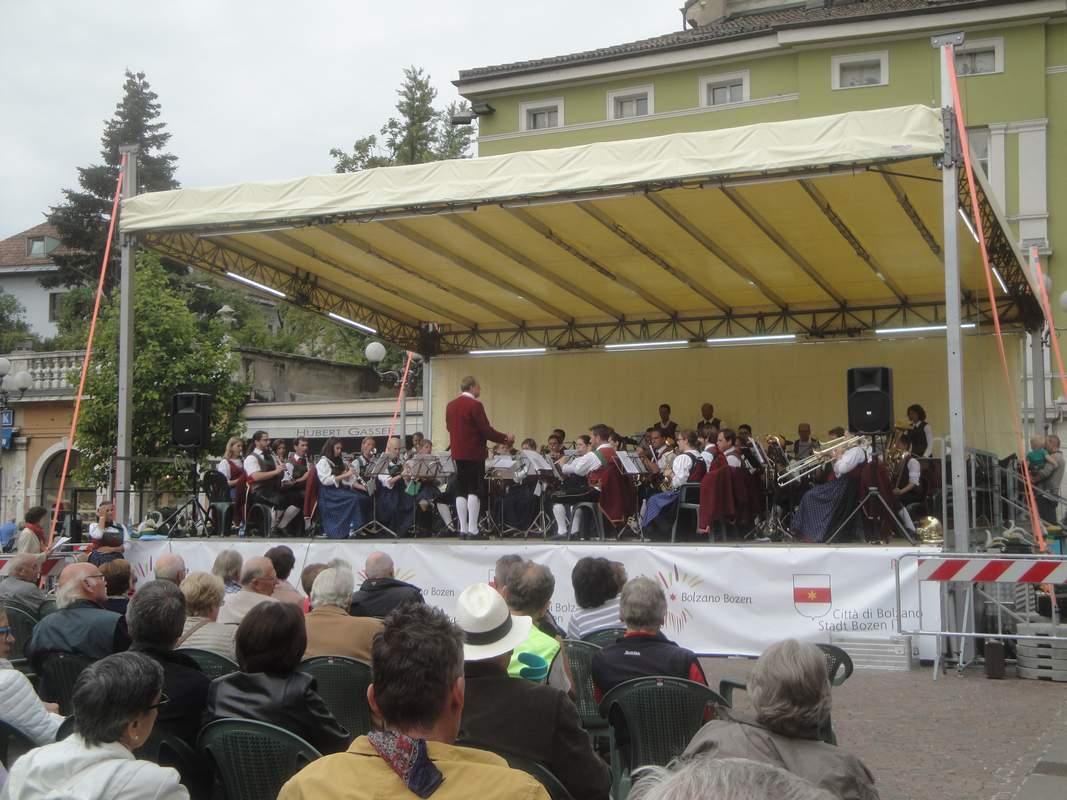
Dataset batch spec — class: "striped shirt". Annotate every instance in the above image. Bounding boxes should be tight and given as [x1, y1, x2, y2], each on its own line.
[566, 597, 622, 640]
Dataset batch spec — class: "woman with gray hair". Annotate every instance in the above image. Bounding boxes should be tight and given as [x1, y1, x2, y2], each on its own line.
[681, 640, 879, 800]
[179, 571, 238, 661]
[630, 757, 835, 800]
[2, 651, 189, 799]
[211, 548, 243, 594]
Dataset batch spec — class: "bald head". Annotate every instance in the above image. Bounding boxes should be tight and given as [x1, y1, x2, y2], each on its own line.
[9, 554, 41, 582]
[57, 562, 106, 607]
[155, 554, 187, 585]
[365, 552, 394, 580]
[240, 556, 277, 596]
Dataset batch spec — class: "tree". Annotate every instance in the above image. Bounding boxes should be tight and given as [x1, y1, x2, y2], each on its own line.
[73, 254, 248, 491]
[330, 67, 475, 172]
[45, 70, 179, 292]
[0, 290, 37, 352]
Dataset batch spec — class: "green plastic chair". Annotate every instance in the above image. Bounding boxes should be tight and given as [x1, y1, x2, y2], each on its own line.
[198, 718, 322, 800]
[176, 648, 238, 680]
[598, 677, 725, 800]
[3, 603, 38, 669]
[670, 482, 703, 543]
[559, 639, 605, 734]
[580, 628, 624, 648]
[0, 719, 36, 770]
[38, 652, 93, 716]
[299, 656, 372, 740]
[815, 643, 854, 687]
[37, 598, 57, 617]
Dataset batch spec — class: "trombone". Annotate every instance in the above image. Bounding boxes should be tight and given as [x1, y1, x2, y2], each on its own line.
[776, 434, 867, 486]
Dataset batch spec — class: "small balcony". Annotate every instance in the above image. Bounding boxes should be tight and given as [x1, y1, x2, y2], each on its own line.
[1, 350, 82, 402]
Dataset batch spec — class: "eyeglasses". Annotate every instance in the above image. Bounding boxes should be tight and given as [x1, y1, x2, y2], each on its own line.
[0, 627, 11, 637]
[147, 693, 170, 711]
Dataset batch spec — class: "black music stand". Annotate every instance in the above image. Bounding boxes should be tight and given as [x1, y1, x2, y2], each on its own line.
[484, 456, 522, 537]
[616, 450, 649, 541]
[825, 433, 916, 545]
[518, 450, 556, 538]
[355, 453, 399, 538]
[425, 452, 456, 537]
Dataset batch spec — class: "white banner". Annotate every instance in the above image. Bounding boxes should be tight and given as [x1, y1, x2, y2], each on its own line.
[125, 540, 936, 657]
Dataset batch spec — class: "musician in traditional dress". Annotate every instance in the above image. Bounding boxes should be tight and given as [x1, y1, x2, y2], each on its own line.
[697, 424, 718, 470]
[791, 432, 869, 543]
[550, 426, 617, 540]
[716, 429, 743, 468]
[906, 404, 933, 457]
[375, 436, 416, 536]
[641, 429, 707, 539]
[793, 423, 819, 461]
[353, 436, 378, 476]
[652, 404, 678, 440]
[696, 403, 721, 431]
[445, 376, 513, 539]
[499, 438, 540, 531]
[737, 424, 767, 474]
[217, 437, 247, 530]
[891, 434, 923, 537]
[284, 437, 313, 512]
[315, 437, 373, 539]
[244, 430, 302, 535]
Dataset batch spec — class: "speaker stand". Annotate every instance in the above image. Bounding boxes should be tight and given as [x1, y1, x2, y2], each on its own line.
[825, 433, 916, 546]
[160, 450, 212, 536]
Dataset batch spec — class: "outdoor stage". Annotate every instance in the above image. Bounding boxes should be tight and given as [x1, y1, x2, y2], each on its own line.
[125, 538, 940, 659]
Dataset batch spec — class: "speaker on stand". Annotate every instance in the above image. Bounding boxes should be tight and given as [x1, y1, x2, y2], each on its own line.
[166, 392, 215, 536]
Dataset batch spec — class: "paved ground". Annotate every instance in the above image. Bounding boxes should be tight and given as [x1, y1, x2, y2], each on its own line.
[697, 657, 1067, 800]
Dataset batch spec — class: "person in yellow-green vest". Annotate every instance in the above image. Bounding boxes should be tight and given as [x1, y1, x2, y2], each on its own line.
[503, 561, 573, 694]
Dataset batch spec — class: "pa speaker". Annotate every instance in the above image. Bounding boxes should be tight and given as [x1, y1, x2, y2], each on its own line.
[171, 392, 213, 449]
[847, 367, 893, 434]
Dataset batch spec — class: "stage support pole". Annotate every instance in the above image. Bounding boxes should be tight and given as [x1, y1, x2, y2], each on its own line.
[115, 145, 139, 525]
[935, 34, 971, 554]
[1031, 328, 1048, 435]
[422, 358, 433, 444]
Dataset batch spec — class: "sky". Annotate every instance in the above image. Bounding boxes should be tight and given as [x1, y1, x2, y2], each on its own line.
[0, 0, 677, 239]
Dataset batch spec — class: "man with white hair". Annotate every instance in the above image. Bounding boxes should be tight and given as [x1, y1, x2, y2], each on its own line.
[26, 563, 131, 680]
[154, 553, 187, 586]
[349, 551, 423, 618]
[304, 567, 384, 662]
[0, 553, 48, 613]
[218, 556, 279, 624]
[629, 757, 836, 800]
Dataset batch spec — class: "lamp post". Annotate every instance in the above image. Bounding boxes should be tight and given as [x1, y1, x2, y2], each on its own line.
[364, 343, 422, 444]
[0, 358, 34, 409]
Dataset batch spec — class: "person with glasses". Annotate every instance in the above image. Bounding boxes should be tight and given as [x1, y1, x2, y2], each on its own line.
[0, 607, 64, 747]
[3, 651, 189, 799]
[25, 563, 131, 683]
[217, 556, 279, 625]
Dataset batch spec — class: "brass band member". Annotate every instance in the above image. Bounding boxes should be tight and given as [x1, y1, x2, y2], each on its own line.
[375, 436, 415, 535]
[244, 430, 302, 535]
[697, 424, 717, 470]
[716, 429, 743, 468]
[651, 404, 678, 440]
[641, 429, 707, 538]
[696, 402, 722, 431]
[551, 435, 595, 539]
[793, 423, 819, 461]
[737, 424, 767, 473]
[353, 436, 378, 476]
[792, 433, 869, 543]
[315, 437, 373, 539]
[906, 404, 933, 457]
[283, 437, 312, 512]
[551, 426, 619, 540]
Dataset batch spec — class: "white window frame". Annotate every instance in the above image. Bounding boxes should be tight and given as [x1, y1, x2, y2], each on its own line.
[27, 236, 46, 257]
[519, 98, 564, 132]
[699, 70, 750, 108]
[606, 84, 654, 120]
[831, 51, 889, 90]
[955, 37, 1004, 76]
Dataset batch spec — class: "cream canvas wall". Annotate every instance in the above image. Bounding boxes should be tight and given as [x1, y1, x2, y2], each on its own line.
[429, 334, 1021, 456]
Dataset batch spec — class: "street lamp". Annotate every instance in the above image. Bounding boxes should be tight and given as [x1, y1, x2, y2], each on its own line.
[364, 343, 422, 443]
[0, 358, 33, 408]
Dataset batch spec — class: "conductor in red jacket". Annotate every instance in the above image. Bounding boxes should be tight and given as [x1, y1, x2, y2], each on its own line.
[446, 376, 513, 539]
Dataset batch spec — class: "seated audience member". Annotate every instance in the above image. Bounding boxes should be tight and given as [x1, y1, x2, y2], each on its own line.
[304, 567, 383, 662]
[218, 556, 278, 624]
[349, 551, 423, 618]
[629, 757, 835, 800]
[87, 502, 128, 567]
[567, 556, 624, 640]
[14, 506, 48, 554]
[0, 553, 48, 613]
[0, 607, 64, 745]
[212, 548, 243, 594]
[591, 576, 705, 697]
[0, 517, 16, 551]
[681, 639, 880, 800]
[491, 554, 524, 598]
[206, 601, 349, 755]
[27, 563, 131, 678]
[154, 553, 187, 586]
[504, 561, 570, 691]
[300, 562, 328, 613]
[178, 572, 238, 662]
[278, 603, 547, 800]
[2, 651, 189, 800]
[456, 583, 610, 800]
[127, 580, 210, 747]
[266, 544, 304, 606]
[100, 558, 133, 615]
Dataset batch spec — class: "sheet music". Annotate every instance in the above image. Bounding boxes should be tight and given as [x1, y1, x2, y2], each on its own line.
[519, 450, 554, 472]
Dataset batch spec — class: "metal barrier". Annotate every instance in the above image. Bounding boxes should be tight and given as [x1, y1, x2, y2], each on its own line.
[895, 551, 1066, 678]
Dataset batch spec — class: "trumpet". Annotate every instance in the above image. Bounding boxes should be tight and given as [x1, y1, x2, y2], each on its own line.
[659, 466, 674, 493]
[777, 434, 867, 486]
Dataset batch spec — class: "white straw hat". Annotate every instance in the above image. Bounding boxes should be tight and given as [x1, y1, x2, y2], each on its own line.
[456, 582, 532, 661]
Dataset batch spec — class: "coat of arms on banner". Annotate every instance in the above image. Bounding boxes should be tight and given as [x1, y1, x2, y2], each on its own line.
[792, 574, 832, 618]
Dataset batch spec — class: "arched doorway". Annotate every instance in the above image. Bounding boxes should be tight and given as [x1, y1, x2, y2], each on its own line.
[37, 448, 93, 518]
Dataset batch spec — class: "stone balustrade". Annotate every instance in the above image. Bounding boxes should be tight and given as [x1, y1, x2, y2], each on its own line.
[2, 350, 83, 399]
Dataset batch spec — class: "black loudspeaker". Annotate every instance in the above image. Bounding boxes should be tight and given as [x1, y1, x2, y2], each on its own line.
[847, 367, 893, 434]
[171, 392, 213, 449]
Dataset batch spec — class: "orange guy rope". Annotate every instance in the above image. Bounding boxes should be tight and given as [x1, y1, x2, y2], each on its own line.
[47, 154, 128, 548]
[945, 46, 1045, 550]
[1030, 249, 1067, 415]
[387, 351, 416, 440]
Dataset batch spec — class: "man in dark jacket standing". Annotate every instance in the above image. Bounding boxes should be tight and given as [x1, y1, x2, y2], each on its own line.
[350, 552, 424, 618]
[456, 582, 611, 800]
[445, 376, 513, 539]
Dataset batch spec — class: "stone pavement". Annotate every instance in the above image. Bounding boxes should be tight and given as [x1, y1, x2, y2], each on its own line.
[698, 657, 1067, 800]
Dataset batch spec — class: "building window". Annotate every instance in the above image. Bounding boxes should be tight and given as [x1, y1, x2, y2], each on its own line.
[607, 85, 653, 120]
[967, 127, 990, 176]
[956, 38, 1003, 76]
[832, 51, 889, 89]
[699, 71, 749, 107]
[520, 98, 564, 131]
[48, 292, 68, 323]
[27, 237, 45, 257]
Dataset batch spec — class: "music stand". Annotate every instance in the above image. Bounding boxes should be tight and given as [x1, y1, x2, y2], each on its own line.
[825, 433, 917, 545]
[355, 453, 400, 538]
[614, 450, 649, 541]
[519, 450, 556, 538]
[484, 456, 522, 536]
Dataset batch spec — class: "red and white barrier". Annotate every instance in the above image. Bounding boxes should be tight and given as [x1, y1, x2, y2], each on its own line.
[918, 556, 1067, 584]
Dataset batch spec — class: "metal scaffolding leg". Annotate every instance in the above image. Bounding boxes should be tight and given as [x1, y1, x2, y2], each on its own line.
[115, 145, 139, 525]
